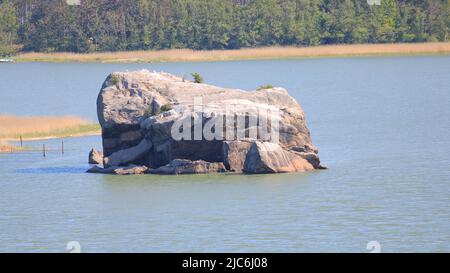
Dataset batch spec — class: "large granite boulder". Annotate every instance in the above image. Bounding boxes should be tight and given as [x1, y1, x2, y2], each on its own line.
[92, 70, 324, 174]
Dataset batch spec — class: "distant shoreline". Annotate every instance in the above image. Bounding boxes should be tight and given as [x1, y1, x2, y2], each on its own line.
[1, 131, 101, 143]
[0, 115, 100, 153]
[12, 42, 450, 63]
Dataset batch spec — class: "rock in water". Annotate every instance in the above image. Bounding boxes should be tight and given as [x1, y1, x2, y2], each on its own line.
[92, 70, 324, 174]
[243, 141, 314, 173]
[114, 165, 148, 175]
[87, 165, 148, 175]
[88, 148, 103, 164]
[149, 159, 227, 175]
[87, 165, 114, 174]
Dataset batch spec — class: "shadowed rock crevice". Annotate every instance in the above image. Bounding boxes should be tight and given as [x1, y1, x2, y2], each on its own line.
[88, 70, 325, 175]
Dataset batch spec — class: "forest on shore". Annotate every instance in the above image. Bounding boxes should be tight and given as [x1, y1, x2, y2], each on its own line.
[0, 0, 449, 56]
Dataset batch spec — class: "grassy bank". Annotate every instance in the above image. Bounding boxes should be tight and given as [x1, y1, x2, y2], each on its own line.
[0, 115, 100, 151]
[13, 42, 450, 63]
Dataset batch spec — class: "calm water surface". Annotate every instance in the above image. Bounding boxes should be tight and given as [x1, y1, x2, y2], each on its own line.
[0, 56, 449, 252]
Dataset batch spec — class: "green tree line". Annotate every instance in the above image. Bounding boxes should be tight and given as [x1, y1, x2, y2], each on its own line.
[0, 0, 448, 56]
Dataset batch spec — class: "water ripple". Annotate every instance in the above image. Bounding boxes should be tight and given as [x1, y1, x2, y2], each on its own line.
[16, 166, 87, 174]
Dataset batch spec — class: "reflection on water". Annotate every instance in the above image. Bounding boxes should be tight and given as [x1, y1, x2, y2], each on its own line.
[0, 57, 449, 252]
[17, 166, 88, 174]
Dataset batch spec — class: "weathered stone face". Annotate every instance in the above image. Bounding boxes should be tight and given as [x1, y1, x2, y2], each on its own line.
[148, 159, 227, 175]
[243, 141, 314, 173]
[222, 140, 253, 172]
[103, 138, 153, 167]
[95, 70, 323, 174]
[88, 148, 103, 165]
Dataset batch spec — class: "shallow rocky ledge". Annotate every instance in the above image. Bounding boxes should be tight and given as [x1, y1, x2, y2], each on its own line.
[88, 70, 326, 175]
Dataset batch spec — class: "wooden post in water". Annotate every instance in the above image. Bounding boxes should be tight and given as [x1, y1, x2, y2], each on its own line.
[43, 144, 46, 157]
[61, 140, 64, 155]
[20, 136, 23, 147]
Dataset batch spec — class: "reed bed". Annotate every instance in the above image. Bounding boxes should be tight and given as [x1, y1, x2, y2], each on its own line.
[14, 42, 450, 63]
[0, 140, 22, 153]
[0, 115, 100, 140]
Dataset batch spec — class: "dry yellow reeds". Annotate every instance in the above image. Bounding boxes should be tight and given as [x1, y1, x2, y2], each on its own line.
[0, 114, 100, 140]
[14, 42, 450, 63]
